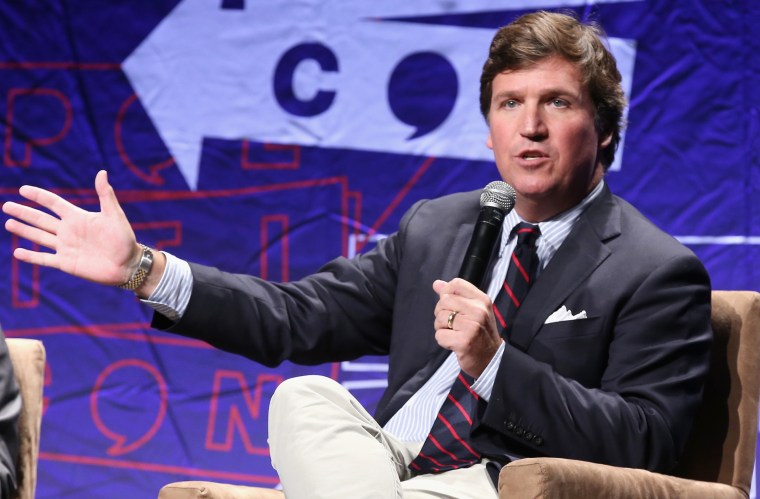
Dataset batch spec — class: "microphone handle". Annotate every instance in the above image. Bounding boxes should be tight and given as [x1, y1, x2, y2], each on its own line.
[458, 206, 505, 288]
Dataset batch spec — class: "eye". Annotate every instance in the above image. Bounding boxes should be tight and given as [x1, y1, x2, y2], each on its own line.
[551, 98, 568, 108]
[502, 99, 519, 109]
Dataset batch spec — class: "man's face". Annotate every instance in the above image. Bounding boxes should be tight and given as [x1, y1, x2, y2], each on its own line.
[486, 56, 610, 221]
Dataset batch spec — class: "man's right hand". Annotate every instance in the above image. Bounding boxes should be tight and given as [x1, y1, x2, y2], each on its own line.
[3, 170, 149, 290]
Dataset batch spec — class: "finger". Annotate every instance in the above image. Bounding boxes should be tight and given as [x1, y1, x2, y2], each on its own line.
[5, 219, 59, 251]
[434, 328, 457, 350]
[435, 327, 473, 351]
[12, 246, 59, 269]
[435, 308, 465, 331]
[447, 277, 481, 297]
[434, 292, 470, 317]
[18, 184, 79, 219]
[433, 296, 449, 316]
[95, 170, 124, 218]
[432, 279, 448, 296]
[435, 310, 451, 331]
[2, 202, 60, 234]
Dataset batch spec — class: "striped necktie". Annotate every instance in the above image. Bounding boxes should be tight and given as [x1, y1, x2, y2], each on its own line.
[492, 222, 541, 337]
[408, 371, 482, 473]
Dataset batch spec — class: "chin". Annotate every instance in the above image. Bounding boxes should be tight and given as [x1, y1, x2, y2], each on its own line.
[513, 181, 556, 199]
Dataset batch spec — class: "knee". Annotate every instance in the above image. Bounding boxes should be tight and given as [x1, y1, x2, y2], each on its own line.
[270, 375, 340, 414]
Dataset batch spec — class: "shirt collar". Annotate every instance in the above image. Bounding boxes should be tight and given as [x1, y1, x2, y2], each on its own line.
[499, 179, 605, 261]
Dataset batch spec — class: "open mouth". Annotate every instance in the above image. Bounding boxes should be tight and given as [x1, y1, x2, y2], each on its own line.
[519, 151, 548, 161]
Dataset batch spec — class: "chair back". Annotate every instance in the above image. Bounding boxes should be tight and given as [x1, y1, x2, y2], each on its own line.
[672, 291, 760, 496]
[7, 339, 45, 499]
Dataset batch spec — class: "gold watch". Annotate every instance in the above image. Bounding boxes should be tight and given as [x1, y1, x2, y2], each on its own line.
[119, 245, 154, 291]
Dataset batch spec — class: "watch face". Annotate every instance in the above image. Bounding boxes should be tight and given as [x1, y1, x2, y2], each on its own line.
[140, 246, 154, 270]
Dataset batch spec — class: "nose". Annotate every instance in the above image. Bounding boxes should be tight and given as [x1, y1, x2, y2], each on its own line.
[520, 105, 548, 141]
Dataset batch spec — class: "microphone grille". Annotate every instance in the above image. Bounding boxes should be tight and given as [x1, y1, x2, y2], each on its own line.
[480, 181, 516, 212]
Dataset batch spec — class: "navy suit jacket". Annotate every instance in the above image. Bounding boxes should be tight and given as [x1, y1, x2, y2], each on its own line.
[155, 184, 712, 474]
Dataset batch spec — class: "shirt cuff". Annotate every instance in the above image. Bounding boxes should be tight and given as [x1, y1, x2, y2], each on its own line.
[470, 341, 505, 402]
[140, 251, 193, 322]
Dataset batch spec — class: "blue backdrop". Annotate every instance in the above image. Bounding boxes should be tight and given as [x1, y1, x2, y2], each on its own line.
[1, 1, 758, 497]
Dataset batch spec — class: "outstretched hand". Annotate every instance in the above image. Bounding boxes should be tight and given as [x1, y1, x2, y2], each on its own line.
[432, 278, 503, 378]
[3, 170, 142, 286]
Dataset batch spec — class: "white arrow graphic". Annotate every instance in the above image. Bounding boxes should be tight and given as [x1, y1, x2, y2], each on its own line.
[123, 0, 637, 189]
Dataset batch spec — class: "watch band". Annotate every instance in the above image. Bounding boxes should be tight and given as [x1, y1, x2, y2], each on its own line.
[119, 245, 154, 291]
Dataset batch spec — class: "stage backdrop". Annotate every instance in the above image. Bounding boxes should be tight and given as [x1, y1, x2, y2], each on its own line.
[1, 0, 758, 497]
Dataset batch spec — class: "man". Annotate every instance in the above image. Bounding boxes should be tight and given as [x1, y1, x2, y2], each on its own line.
[0, 325, 21, 497]
[3, 11, 711, 499]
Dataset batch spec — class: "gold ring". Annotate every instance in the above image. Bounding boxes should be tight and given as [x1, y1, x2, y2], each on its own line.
[446, 311, 459, 330]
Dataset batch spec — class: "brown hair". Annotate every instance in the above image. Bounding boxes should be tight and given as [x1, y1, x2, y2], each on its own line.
[480, 11, 626, 169]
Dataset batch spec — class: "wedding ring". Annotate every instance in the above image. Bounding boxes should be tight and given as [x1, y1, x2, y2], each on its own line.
[446, 311, 459, 330]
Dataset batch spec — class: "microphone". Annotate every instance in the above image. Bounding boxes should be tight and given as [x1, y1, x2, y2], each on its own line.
[458, 181, 516, 288]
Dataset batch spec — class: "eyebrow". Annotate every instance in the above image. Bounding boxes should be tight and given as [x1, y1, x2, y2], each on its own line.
[492, 87, 581, 102]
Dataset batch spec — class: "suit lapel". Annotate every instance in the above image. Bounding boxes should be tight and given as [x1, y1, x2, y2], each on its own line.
[441, 221, 477, 281]
[377, 215, 478, 423]
[508, 186, 622, 351]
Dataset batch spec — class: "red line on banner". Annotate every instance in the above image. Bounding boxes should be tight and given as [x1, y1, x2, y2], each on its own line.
[38, 451, 280, 485]
[91, 359, 169, 456]
[0, 177, 348, 203]
[3, 323, 212, 348]
[205, 372, 282, 454]
[260, 215, 289, 282]
[114, 93, 174, 185]
[132, 220, 183, 251]
[4, 87, 73, 167]
[242, 141, 301, 170]
[347, 190, 363, 238]
[43, 363, 51, 416]
[10, 235, 40, 308]
[356, 157, 434, 252]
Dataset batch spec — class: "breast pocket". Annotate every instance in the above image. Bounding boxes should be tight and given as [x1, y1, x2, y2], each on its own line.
[529, 316, 608, 385]
[537, 315, 603, 340]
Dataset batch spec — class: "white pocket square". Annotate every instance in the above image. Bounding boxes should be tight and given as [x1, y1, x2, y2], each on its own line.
[544, 305, 588, 324]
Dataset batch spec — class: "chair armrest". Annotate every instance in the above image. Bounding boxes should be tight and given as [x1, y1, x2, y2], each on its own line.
[498, 458, 745, 499]
[158, 482, 284, 499]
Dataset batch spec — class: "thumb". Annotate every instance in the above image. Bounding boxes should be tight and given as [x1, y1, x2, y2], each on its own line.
[95, 170, 123, 217]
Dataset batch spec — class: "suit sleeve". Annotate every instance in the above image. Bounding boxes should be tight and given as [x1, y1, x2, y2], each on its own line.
[152, 201, 428, 367]
[476, 253, 712, 472]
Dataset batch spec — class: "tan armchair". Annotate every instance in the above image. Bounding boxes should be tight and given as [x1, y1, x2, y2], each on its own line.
[7, 338, 46, 499]
[159, 290, 760, 499]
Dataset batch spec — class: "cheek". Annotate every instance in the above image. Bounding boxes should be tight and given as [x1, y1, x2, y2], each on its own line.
[560, 125, 600, 163]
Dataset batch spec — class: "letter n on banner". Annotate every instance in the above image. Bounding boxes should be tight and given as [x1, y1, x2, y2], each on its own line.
[260, 215, 289, 282]
[205, 371, 283, 455]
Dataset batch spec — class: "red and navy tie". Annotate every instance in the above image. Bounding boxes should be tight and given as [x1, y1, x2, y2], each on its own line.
[409, 371, 482, 473]
[493, 222, 541, 337]
[409, 222, 541, 474]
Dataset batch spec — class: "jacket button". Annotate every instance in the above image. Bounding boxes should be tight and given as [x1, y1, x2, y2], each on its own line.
[533, 436, 543, 446]
[524, 431, 534, 440]
[505, 421, 515, 431]
[515, 427, 524, 437]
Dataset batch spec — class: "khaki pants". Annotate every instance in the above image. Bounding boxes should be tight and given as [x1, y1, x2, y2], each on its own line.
[268, 375, 498, 499]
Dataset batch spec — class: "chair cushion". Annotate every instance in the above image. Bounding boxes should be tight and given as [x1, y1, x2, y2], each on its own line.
[498, 457, 746, 499]
[158, 482, 284, 499]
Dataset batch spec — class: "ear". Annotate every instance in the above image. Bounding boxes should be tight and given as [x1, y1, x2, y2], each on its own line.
[486, 130, 494, 150]
[599, 132, 613, 149]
